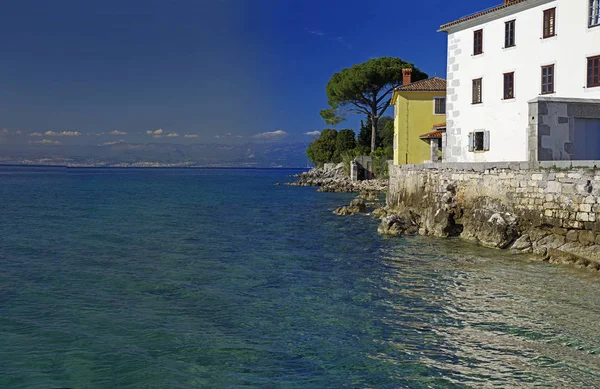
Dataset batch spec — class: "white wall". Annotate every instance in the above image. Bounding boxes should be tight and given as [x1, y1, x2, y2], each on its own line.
[444, 0, 600, 162]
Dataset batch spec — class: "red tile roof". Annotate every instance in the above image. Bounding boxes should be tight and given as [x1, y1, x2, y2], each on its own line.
[440, 0, 531, 31]
[420, 129, 445, 139]
[395, 77, 446, 92]
[433, 122, 447, 129]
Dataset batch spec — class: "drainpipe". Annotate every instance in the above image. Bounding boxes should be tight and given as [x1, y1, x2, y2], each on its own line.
[405, 98, 409, 164]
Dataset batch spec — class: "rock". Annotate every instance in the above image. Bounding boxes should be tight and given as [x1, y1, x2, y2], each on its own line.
[430, 208, 462, 238]
[377, 212, 419, 235]
[461, 210, 518, 249]
[533, 234, 566, 258]
[372, 207, 388, 218]
[566, 229, 580, 242]
[333, 198, 367, 216]
[333, 206, 355, 216]
[510, 234, 532, 253]
[287, 165, 388, 193]
[359, 190, 379, 201]
[349, 198, 367, 212]
[578, 230, 596, 246]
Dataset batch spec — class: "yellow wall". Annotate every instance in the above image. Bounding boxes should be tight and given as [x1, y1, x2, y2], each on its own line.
[393, 91, 445, 165]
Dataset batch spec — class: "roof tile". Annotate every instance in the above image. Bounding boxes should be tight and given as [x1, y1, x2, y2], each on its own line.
[395, 77, 446, 92]
[440, 0, 531, 30]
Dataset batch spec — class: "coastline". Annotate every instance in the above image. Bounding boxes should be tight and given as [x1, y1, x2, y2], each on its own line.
[285, 164, 388, 193]
[382, 164, 600, 272]
[290, 163, 600, 273]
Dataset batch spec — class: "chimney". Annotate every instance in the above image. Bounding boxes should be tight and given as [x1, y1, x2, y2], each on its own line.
[402, 68, 412, 86]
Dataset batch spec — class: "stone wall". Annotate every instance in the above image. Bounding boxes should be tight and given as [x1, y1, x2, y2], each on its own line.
[386, 162, 600, 270]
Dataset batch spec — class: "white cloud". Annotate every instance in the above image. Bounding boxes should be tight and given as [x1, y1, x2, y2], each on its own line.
[29, 132, 43, 137]
[166, 132, 179, 137]
[304, 131, 321, 136]
[100, 139, 125, 146]
[252, 130, 288, 140]
[31, 139, 62, 145]
[146, 129, 163, 135]
[44, 130, 81, 137]
[307, 29, 325, 36]
[184, 134, 199, 138]
[108, 130, 127, 135]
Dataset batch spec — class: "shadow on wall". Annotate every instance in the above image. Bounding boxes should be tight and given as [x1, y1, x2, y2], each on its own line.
[530, 97, 600, 163]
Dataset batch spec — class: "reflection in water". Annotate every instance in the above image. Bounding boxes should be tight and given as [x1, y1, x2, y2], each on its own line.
[378, 237, 600, 388]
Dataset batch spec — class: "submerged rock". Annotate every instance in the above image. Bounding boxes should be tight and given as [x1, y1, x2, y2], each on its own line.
[372, 207, 388, 218]
[333, 198, 367, 216]
[378, 212, 419, 235]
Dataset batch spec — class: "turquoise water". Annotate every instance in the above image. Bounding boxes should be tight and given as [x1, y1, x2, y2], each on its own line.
[1, 166, 599, 388]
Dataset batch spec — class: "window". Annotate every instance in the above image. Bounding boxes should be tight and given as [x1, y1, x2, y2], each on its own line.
[472, 78, 483, 104]
[541, 65, 555, 94]
[434, 97, 446, 114]
[473, 29, 483, 55]
[505, 20, 516, 47]
[543, 8, 556, 38]
[503, 72, 515, 99]
[588, 56, 600, 88]
[468, 131, 490, 152]
[590, 0, 600, 27]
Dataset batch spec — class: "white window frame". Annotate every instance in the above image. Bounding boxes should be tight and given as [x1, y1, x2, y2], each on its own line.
[468, 131, 490, 152]
[433, 97, 446, 115]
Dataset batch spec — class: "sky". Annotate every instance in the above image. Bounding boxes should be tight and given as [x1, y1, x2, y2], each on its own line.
[0, 0, 503, 150]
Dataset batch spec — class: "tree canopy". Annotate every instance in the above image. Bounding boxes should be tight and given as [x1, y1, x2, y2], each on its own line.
[306, 129, 338, 166]
[357, 116, 394, 157]
[306, 129, 358, 166]
[320, 57, 427, 152]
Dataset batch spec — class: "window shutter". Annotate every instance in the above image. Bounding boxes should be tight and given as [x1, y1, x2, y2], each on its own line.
[468, 132, 474, 152]
[483, 131, 490, 151]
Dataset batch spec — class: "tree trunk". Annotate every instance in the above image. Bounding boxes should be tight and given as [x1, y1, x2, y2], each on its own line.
[370, 113, 378, 153]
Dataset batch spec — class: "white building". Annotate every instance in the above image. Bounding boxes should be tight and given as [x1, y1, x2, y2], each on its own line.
[440, 0, 600, 163]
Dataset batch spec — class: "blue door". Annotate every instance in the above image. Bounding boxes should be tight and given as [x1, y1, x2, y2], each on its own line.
[574, 119, 600, 160]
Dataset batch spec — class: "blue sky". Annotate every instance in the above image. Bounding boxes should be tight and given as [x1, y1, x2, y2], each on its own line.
[0, 0, 501, 148]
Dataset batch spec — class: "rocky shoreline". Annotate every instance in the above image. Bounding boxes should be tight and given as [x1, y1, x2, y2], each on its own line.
[380, 165, 600, 272]
[286, 162, 600, 273]
[285, 163, 388, 193]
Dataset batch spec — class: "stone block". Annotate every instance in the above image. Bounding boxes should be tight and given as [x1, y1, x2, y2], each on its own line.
[580, 204, 592, 213]
[576, 212, 590, 222]
[585, 195, 596, 204]
[545, 194, 554, 202]
[546, 181, 561, 193]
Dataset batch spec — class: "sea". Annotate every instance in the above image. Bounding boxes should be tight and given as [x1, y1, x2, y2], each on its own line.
[1, 166, 599, 389]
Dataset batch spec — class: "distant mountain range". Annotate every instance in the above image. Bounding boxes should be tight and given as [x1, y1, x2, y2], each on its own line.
[0, 141, 312, 168]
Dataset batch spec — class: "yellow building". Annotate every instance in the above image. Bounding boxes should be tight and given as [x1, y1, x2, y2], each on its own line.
[391, 71, 446, 165]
